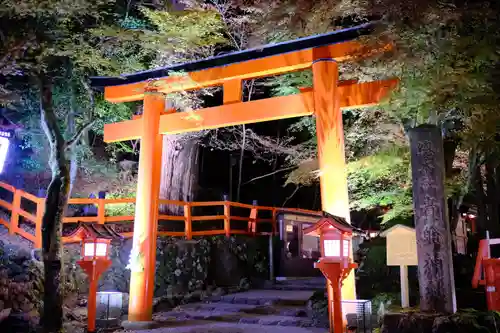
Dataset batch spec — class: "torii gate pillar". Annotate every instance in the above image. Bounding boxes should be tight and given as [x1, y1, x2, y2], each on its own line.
[126, 91, 165, 323]
[313, 58, 356, 329]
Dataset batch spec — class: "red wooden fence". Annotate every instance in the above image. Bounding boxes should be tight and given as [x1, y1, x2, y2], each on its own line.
[0, 182, 320, 248]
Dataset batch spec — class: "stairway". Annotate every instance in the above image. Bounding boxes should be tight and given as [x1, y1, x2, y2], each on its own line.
[152, 280, 328, 331]
[265, 277, 327, 291]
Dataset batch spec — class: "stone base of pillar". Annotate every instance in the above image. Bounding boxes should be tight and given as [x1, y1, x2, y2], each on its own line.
[121, 320, 159, 330]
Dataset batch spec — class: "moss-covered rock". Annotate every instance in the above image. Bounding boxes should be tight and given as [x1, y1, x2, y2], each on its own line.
[381, 311, 500, 333]
[307, 290, 329, 328]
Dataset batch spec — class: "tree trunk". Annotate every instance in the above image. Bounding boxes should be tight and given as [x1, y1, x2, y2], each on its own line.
[475, 163, 487, 235]
[443, 139, 458, 178]
[450, 147, 478, 232]
[159, 134, 199, 215]
[485, 156, 499, 235]
[39, 76, 69, 333]
[409, 124, 456, 314]
[67, 93, 77, 196]
[236, 124, 245, 202]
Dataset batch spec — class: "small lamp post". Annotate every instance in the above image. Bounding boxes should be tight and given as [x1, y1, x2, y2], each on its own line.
[77, 237, 112, 333]
[304, 214, 357, 333]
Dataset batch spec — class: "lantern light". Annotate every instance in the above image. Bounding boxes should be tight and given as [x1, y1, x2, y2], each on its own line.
[0, 136, 10, 174]
[81, 238, 111, 260]
[324, 239, 340, 257]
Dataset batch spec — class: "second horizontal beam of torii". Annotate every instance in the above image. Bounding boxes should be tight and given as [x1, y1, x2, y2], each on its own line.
[104, 78, 398, 143]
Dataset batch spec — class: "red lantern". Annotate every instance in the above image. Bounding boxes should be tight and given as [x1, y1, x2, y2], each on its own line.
[304, 215, 357, 333]
[77, 237, 112, 333]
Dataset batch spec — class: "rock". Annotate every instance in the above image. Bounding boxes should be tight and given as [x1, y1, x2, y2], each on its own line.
[212, 287, 224, 297]
[296, 310, 307, 317]
[213, 242, 245, 287]
[122, 293, 129, 314]
[239, 277, 250, 290]
[0, 308, 11, 323]
[9, 249, 31, 263]
[30, 249, 42, 262]
[0, 311, 36, 333]
[7, 263, 23, 277]
[65, 306, 87, 321]
[20, 302, 33, 313]
[380, 312, 500, 333]
[13, 274, 29, 283]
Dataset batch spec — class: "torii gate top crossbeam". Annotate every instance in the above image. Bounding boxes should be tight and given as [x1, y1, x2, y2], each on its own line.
[90, 22, 388, 102]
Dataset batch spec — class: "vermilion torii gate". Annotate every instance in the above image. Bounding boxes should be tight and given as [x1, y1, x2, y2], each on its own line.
[91, 22, 396, 326]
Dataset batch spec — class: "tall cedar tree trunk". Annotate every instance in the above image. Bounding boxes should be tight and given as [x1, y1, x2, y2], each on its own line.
[409, 124, 456, 314]
[39, 76, 68, 333]
[159, 134, 199, 215]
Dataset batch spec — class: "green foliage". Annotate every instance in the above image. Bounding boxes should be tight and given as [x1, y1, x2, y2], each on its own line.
[371, 292, 398, 314]
[347, 145, 413, 223]
[104, 190, 136, 217]
[356, 240, 404, 301]
[140, 7, 226, 51]
[87, 5, 227, 74]
[288, 116, 316, 139]
[266, 70, 312, 97]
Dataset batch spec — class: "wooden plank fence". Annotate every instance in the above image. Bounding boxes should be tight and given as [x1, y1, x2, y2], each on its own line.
[0, 181, 320, 248]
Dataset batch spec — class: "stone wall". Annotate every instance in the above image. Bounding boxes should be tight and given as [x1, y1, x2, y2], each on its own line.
[0, 233, 269, 329]
[96, 235, 269, 297]
[0, 240, 42, 332]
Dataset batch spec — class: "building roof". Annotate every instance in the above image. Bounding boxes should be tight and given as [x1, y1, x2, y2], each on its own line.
[63, 223, 123, 243]
[90, 22, 375, 88]
[303, 212, 355, 237]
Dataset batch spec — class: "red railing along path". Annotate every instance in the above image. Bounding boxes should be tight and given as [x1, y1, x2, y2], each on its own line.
[0, 181, 320, 248]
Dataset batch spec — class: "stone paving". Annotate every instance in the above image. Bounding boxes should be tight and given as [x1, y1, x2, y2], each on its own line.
[117, 280, 328, 333]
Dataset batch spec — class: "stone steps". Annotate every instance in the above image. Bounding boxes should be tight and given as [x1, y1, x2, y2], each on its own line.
[150, 280, 331, 330]
[151, 288, 328, 329]
[264, 277, 327, 291]
[207, 289, 315, 306]
[178, 302, 308, 317]
[154, 309, 316, 327]
[265, 283, 326, 291]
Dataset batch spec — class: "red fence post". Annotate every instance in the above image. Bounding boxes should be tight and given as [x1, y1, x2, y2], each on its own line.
[223, 194, 230, 237]
[35, 197, 45, 249]
[97, 191, 106, 225]
[249, 200, 258, 234]
[184, 204, 192, 240]
[9, 190, 21, 235]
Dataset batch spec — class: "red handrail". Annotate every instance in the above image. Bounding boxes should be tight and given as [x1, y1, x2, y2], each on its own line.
[0, 182, 321, 247]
